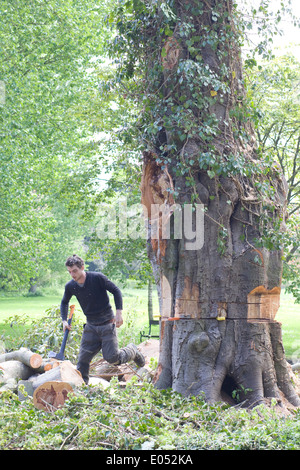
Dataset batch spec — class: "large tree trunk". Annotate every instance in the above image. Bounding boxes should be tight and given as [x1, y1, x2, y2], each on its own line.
[139, 0, 300, 408]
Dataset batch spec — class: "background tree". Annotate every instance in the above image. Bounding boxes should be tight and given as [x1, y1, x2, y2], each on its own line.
[247, 55, 300, 302]
[0, 0, 111, 289]
[86, 159, 153, 287]
[107, 0, 300, 408]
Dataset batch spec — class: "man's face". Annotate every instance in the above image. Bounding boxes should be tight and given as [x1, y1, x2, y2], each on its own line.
[67, 264, 85, 282]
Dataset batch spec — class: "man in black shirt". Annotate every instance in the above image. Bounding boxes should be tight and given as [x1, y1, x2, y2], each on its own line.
[60, 254, 145, 384]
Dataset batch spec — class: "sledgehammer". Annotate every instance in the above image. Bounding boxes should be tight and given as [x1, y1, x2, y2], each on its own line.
[48, 305, 75, 361]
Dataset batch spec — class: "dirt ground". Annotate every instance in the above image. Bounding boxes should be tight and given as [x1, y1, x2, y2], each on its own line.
[137, 339, 159, 364]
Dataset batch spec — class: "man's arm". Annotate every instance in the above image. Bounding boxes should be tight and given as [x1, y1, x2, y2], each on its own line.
[104, 278, 123, 310]
[103, 276, 123, 327]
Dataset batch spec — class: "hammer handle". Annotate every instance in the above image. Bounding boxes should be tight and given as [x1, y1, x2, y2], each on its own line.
[60, 305, 75, 354]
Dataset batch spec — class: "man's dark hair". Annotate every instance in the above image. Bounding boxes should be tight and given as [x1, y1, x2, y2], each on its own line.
[65, 254, 84, 268]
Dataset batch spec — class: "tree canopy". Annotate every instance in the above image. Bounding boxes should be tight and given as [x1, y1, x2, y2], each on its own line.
[247, 54, 300, 301]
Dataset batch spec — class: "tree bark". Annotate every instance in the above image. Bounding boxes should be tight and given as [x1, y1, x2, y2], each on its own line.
[139, 0, 300, 408]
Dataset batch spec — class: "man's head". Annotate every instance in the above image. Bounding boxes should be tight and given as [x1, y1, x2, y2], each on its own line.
[65, 254, 84, 269]
[65, 254, 85, 282]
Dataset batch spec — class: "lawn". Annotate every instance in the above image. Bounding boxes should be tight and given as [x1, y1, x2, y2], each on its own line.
[0, 285, 299, 358]
[276, 290, 300, 359]
[0, 282, 160, 343]
[0, 283, 158, 319]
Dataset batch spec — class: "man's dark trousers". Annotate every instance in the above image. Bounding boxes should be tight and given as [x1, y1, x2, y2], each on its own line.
[77, 321, 131, 384]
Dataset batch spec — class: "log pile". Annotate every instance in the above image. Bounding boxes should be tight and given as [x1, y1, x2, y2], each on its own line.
[0, 347, 84, 412]
[0, 341, 160, 411]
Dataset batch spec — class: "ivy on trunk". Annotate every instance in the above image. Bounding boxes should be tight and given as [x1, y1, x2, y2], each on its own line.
[110, 0, 300, 409]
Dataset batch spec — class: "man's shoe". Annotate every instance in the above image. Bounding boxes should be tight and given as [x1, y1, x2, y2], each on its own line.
[127, 343, 146, 368]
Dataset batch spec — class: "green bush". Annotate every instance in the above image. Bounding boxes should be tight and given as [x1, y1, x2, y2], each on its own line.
[1, 380, 300, 450]
[1, 305, 300, 451]
[1, 307, 82, 362]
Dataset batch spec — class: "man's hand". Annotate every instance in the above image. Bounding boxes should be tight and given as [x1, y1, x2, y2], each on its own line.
[62, 320, 71, 333]
[115, 310, 123, 328]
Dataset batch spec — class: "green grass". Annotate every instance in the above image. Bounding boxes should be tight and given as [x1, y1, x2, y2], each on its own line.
[0, 286, 299, 358]
[277, 290, 300, 358]
[0, 295, 63, 318]
[0, 282, 159, 317]
[0, 282, 160, 342]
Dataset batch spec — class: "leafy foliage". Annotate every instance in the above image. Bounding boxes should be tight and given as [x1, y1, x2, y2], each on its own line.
[247, 55, 300, 301]
[1, 307, 82, 361]
[1, 0, 298, 298]
[1, 300, 300, 450]
[1, 378, 300, 450]
[1, 294, 300, 450]
[0, 0, 111, 289]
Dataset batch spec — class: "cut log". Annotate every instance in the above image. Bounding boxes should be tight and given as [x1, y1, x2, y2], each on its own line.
[30, 360, 84, 392]
[0, 348, 43, 370]
[0, 360, 33, 391]
[30, 361, 84, 411]
[17, 361, 83, 401]
[49, 358, 61, 368]
[35, 361, 56, 374]
[0, 360, 33, 380]
[33, 381, 73, 411]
